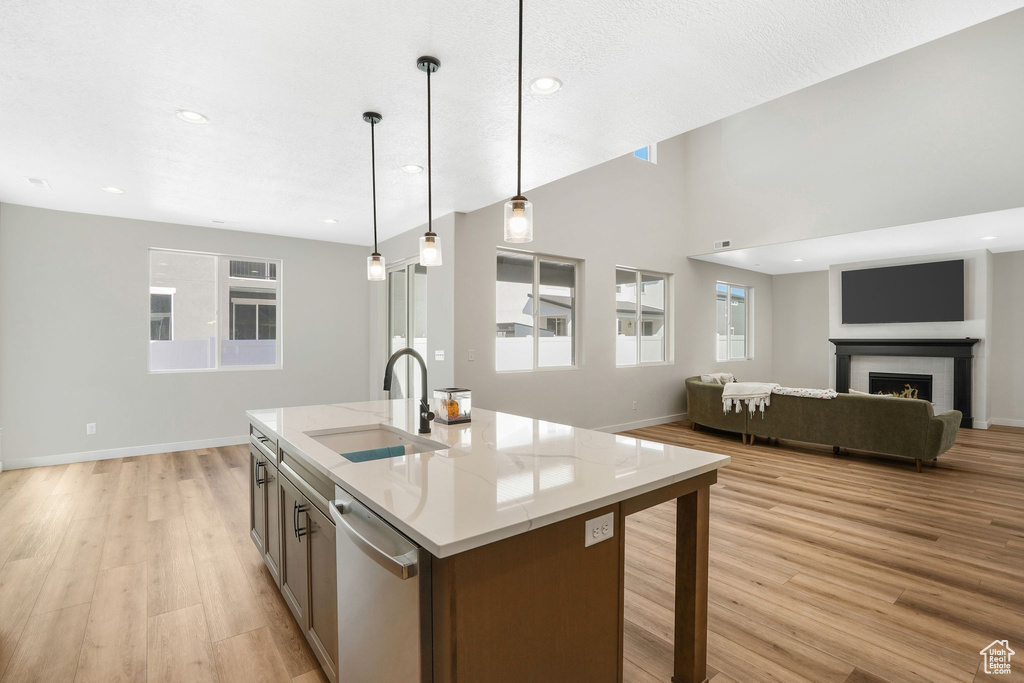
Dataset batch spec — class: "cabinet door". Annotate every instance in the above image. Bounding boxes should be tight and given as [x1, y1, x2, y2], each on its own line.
[279, 475, 309, 627]
[307, 504, 338, 680]
[249, 446, 266, 556]
[263, 462, 282, 586]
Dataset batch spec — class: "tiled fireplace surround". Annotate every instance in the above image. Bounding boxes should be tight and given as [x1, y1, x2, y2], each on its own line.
[831, 339, 979, 428]
[851, 356, 953, 413]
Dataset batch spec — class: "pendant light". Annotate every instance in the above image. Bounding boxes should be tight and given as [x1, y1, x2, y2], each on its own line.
[417, 56, 443, 266]
[504, 0, 533, 243]
[364, 111, 386, 281]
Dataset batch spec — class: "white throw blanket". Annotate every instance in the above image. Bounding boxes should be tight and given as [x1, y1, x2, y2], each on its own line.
[722, 382, 779, 416]
[771, 386, 838, 400]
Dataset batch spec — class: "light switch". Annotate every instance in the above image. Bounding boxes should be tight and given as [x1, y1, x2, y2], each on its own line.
[434, 350, 445, 361]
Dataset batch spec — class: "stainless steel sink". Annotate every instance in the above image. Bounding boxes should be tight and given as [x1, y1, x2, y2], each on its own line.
[306, 425, 446, 462]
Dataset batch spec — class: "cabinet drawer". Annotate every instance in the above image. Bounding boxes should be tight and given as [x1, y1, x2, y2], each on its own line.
[280, 451, 333, 520]
[250, 424, 278, 466]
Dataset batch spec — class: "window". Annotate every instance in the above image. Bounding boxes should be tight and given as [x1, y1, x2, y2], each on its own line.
[616, 268, 669, 366]
[386, 262, 428, 399]
[496, 250, 579, 371]
[229, 289, 276, 340]
[716, 282, 751, 361]
[229, 260, 277, 280]
[633, 144, 657, 164]
[149, 249, 282, 372]
[150, 290, 173, 341]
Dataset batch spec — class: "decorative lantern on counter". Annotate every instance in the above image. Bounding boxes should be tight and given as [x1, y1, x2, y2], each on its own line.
[434, 388, 471, 425]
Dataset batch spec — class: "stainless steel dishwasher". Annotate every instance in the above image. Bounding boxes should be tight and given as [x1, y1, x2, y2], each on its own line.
[330, 485, 432, 682]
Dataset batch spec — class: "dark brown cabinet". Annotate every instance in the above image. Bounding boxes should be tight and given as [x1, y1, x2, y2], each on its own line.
[263, 456, 282, 584]
[248, 426, 340, 683]
[248, 444, 267, 556]
[307, 502, 338, 680]
[279, 473, 309, 628]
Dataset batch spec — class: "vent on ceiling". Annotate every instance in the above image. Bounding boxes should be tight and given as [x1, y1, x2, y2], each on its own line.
[714, 240, 732, 250]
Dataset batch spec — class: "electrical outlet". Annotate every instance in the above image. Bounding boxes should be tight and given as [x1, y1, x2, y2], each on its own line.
[86, 423, 96, 435]
[468, 349, 476, 362]
[434, 349, 445, 361]
[585, 512, 614, 547]
[632, 401, 638, 411]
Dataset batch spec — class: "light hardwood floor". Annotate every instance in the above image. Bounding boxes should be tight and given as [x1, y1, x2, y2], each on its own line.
[0, 447, 328, 683]
[620, 422, 1024, 683]
[0, 424, 1020, 682]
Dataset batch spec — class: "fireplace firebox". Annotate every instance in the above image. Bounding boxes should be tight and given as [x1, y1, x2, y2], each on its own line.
[869, 372, 933, 401]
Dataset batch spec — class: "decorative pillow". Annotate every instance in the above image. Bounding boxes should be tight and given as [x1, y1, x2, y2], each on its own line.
[701, 372, 736, 385]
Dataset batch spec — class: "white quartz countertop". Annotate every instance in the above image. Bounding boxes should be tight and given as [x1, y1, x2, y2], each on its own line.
[247, 400, 729, 558]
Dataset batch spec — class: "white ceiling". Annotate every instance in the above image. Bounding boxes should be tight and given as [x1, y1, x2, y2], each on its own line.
[690, 207, 1024, 275]
[1, 1, 1021, 245]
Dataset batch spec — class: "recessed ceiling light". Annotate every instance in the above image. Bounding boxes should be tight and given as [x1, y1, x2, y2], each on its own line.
[176, 109, 209, 124]
[101, 186, 125, 194]
[980, 235, 997, 240]
[211, 219, 240, 226]
[793, 258, 804, 262]
[530, 77, 562, 95]
[402, 164, 423, 174]
[322, 218, 339, 224]
[26, 177, 51, 189]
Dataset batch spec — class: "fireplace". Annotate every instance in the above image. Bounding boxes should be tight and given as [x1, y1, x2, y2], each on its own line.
[830, 338, 978, 428]
[869, 372, 933, 401]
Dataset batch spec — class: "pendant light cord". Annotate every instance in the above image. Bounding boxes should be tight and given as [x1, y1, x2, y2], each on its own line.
[517, 0, 523, 197]
[370, 119, 378, 253]
[427, 64, 433, 234]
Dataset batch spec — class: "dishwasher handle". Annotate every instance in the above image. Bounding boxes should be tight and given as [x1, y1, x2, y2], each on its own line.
[331, 496, 419, 580]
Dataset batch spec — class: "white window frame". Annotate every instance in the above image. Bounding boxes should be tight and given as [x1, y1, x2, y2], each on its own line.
[496, 248, 583, 373]
[148, 248, 283, 373]
[716, 281, 753, 362]
[616, 267, 672, 367]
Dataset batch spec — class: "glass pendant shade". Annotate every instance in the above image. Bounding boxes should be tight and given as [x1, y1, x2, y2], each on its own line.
[503, 197, 533, 243]
[419, 233, 442, 266]
[367, 253, 386, 281]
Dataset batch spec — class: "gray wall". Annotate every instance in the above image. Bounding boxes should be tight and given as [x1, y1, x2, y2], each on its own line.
[452, 134, 774, 431]
[368, 213, 456, 398]
[680, 10, 1024, 254]
[0, 203, 371, 466]
[771, 271, 830, 389]
[989, 250, 1024, 427]
[828, 250, 992, 425]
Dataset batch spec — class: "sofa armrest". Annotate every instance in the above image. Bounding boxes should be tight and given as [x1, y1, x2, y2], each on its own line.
[926, 410, 962, 458]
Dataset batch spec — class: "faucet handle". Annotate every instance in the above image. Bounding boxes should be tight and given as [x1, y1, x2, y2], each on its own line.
[423, 409, 435, 422]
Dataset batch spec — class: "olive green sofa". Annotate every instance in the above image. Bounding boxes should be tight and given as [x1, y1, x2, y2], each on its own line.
[685, 376, 962, 471]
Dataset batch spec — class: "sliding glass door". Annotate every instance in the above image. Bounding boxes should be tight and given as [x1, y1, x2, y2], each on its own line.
[386, 262, 428, 399]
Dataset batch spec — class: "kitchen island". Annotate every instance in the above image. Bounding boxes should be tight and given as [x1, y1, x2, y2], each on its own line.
[247, 399, 729, 683]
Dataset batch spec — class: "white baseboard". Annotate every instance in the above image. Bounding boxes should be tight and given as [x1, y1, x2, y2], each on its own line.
[596, 412, 688, 434]
[3, 435, 249, 470]
[988, 417, 1024, 429]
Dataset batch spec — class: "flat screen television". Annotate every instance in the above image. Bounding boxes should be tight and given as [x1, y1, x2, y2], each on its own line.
[841, 259, 964, 324]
